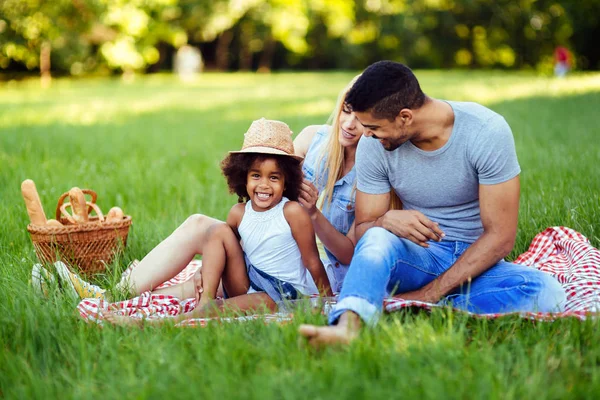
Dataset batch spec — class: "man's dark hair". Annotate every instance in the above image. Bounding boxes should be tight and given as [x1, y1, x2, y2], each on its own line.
[346, 61, 426, 120]
[220, 153, 302, 202]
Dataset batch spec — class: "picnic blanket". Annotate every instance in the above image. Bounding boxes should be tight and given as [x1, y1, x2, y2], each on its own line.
[78, 226, 600, 326]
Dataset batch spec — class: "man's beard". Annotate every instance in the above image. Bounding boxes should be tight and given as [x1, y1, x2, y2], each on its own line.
[383, 142, 401, 151]
[381, 138, 405, 151]
[380, 129, 410, 151]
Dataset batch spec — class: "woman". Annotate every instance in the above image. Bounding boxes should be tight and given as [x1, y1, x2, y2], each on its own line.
[293, 75, 362, 292]
[41, 76, 364, 303]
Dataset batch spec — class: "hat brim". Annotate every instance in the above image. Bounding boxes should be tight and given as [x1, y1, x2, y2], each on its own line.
[229, 146, 304, 162]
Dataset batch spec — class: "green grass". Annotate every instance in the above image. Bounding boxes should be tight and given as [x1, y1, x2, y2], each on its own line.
[1, 71, 600, 399]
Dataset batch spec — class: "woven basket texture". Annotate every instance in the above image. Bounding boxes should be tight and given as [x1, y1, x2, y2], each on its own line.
[27, 216, 131, 274]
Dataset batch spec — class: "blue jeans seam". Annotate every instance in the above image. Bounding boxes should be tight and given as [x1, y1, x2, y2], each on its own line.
[391, 257, 439, 278]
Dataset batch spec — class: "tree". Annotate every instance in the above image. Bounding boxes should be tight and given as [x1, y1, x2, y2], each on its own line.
[0, 0, 97, 79]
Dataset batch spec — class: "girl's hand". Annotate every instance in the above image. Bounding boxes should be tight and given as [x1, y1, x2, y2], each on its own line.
[299, 179, 319, 217]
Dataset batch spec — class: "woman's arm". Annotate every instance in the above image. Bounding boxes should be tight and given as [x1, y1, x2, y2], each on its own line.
[283, 201, 333, 296]
[293, 125, 321, 159]
[299, 179, 356, 265]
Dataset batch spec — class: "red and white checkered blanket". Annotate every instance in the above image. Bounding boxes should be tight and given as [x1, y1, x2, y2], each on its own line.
[78, 226, 600, 326]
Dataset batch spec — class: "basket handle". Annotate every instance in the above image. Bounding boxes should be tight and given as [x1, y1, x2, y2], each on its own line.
[60, 201, 105, 224]
[56, 189, 98, 220]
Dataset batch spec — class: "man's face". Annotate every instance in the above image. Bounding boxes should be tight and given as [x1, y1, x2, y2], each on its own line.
[354, 111, 411, 151]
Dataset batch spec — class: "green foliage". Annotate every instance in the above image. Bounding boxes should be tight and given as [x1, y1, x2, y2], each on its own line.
[1, 0, 597, 75]
[1, 71, 600, 398]
[0, 0, 96, 71]
[92, 0, 188, 73]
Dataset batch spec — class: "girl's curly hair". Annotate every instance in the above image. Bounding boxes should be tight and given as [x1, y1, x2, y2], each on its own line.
[220, 153, 302, 203]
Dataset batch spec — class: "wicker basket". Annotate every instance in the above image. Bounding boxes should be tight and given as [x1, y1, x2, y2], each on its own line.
[27, 189, 132, 275]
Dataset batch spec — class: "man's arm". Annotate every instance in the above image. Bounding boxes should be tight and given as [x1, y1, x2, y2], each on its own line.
[354, 189, 390, 240]
[355, 189, 444, 245]
[396, 176, 520, 302]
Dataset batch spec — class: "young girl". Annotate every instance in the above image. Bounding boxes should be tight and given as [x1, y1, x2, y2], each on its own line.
[107, 118, 333, 324]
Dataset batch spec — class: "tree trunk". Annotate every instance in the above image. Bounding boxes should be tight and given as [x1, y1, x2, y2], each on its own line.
[40, 41, 51, 87]
[239, 37, 252, 71]
[215, 30, 233, 71]
[258, 37, 275, 73]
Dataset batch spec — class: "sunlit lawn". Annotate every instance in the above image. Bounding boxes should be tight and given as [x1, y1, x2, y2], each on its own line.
[1, 71, 599, 399]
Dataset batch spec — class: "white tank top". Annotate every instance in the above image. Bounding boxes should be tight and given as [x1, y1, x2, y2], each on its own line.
[238, 197, 317, 295]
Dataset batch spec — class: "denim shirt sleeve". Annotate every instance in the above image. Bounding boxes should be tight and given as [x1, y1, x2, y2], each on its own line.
[301, 125, 329, 191]
[301, 125, 357, 270]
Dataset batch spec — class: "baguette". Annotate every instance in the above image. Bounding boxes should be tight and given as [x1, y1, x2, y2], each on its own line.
[106, 206, 124, 223]
[68, 187, 89, 223]
[21, 179, 47, 225]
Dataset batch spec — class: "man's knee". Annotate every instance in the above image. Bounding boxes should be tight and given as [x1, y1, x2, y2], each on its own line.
[355, 227, 416, 267]
[527, 272, 567, 312]
[359, 226, 417, 253]
[358, 227, 396, 250]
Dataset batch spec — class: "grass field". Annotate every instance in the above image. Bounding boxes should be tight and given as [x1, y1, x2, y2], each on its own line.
[1, 71, 600, 399]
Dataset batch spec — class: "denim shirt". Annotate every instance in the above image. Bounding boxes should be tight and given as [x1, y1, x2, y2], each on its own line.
[302, 125, 356, 283]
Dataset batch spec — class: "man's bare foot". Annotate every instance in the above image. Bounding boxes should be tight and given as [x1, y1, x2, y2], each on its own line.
[298, 311, 361, 348]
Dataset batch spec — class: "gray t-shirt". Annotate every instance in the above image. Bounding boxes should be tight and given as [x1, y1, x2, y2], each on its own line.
[356, 101, 520, 243]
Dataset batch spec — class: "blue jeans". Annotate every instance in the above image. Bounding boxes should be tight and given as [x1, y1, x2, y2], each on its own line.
[329, 227, 567, 326]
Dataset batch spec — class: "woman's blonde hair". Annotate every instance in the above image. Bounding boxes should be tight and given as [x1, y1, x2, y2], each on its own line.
[314, 75, 361, 210]
[314, 74, 403, 212]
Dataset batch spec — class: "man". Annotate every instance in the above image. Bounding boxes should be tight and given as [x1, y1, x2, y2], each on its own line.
[299, 61, 566, 346]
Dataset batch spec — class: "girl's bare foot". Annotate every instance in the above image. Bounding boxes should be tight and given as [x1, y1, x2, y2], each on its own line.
[298, 311, 361, 347]
[104, 311, 145, 327]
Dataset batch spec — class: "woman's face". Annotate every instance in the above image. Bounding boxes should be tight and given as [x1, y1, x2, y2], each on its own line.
[338, 102, 363, 148]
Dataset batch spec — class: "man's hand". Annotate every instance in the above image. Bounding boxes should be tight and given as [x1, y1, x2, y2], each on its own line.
[298, 179, 319, 217]
[393, 287, 441, 304]
[382, 210, 445, 247]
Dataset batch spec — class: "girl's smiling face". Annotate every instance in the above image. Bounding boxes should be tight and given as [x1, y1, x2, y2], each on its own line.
[246, 157, 285, 212]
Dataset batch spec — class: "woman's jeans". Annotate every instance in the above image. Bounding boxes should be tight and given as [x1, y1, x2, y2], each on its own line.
[329, 227, 567, 326]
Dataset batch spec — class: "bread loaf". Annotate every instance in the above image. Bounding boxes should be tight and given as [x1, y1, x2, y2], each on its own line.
[21, 179, 47, 225]
[68, 187, 88, 223]
[106, 206, 124, 223]
[46, 219, 64, 227]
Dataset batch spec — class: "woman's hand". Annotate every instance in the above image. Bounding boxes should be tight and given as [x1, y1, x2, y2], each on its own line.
[299, 179, 319, 217]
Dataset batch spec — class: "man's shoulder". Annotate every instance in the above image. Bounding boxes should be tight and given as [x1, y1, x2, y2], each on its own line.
[450, 101, 510, 139]
[357, 135, 385, 154]
[449, 101, 503, 124]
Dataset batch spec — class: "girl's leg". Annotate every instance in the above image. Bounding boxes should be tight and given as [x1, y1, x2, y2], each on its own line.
[195, 292, 276, 318]
[105, 293, 276, 326]
[118, 214, 221, 295]
[197, 223, 249, 308]
[150, 269, 202, 300]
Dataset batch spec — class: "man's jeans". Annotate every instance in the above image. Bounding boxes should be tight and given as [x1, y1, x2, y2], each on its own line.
[329, 227, 567, 326]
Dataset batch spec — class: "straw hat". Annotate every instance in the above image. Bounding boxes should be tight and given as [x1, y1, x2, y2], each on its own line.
[229, 118, 303, 161]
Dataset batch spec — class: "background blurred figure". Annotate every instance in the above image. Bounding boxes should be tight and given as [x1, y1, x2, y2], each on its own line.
[554, 46, 572, 77]
[174, 45, 203, 82]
